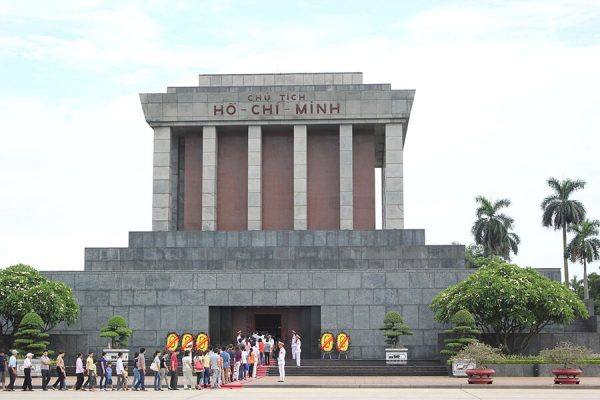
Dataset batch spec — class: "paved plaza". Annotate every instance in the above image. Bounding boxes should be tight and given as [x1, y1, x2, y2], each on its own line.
[1, 387, 600, 400]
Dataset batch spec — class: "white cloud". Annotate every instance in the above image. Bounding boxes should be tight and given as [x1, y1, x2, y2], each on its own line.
[0, 0, 599, 280]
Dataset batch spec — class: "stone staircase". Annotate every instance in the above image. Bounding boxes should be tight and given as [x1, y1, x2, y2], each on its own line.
[266, 359, 447, 376]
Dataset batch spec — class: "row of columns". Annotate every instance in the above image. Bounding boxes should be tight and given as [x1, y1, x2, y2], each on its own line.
[151, 124, 404, 231]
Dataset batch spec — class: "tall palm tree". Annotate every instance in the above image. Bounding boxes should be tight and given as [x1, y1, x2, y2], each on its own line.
[541, 178, 586, 284]
[566, 219, 600, 300]
[471, 196, 521, 260]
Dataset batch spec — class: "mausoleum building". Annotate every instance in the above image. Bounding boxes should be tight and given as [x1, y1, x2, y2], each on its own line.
[47, 73, 488, 360]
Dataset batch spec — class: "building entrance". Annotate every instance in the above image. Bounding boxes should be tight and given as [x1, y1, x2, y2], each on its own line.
[255, 313, 282, 338]
[209, 306, 320, 358]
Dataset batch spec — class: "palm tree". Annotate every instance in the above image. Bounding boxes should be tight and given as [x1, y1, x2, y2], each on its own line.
[566, 220, 600, 300]
[541, 178, 586, 284]
[471, 196, 521, 260]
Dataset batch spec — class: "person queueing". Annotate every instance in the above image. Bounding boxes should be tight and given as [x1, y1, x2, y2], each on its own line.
[98, 352, 107, 391]
[75, 353, 85, 390]
[221, 346, 230, 384]
[151, 351, 162, 391]
[116, 352, 125, 391]
[295, 335, 302, 367]
[169, 350, 179, 390]
[209, 348, 220, 389]
[160, 351, 169, 390]
[0, 350, 6, 391]
[182, 350, 194, 390]
[82, 351, 94, 390]
[40, 349, 51, 390]
[51, 351, 66, 390]
[21, 353, 33, 391]
[193, 351, 204, 390]
[264, 337, 271, 366]
[105, 362, 114, 390]
[277, 342, 286, 383]
[202, 348, 211, 387]
[135, 348, 146, 391]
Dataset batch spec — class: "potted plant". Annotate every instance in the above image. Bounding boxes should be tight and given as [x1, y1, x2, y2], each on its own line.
[540, 341, 591, 384]
[13, 312, 50, 377]
[453, 342, 503, 384]
[99, 315, 133, 362]
[379, 310, 412, 365]
[441, 310, 480, 376]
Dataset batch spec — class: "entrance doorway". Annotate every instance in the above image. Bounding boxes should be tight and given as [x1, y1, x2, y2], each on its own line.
[209, 306, 320, 359]
[255, 313, 282, 338]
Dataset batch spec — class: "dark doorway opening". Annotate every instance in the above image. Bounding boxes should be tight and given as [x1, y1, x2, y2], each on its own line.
[255, 314, 282, 338]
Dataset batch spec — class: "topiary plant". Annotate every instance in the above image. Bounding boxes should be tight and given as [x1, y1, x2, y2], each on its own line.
[540, 341, 591, 369]
[440, 309, 480, 357]
[379, 310, 412, 348]
[13, 311, 50, 357]
[100, 315, 133, 348]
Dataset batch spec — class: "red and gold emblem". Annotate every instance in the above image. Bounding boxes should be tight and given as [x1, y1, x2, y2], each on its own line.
[336, 332, 350, 352]
[195, 332, 210, 351]
[166, 332, 179, 352]
[181, 333, 194, 351]
[320, 332, 334, 352]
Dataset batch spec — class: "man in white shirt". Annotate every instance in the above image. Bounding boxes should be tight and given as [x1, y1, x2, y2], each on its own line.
[116, 352, 125, 391]
[236, 330, 242, 345]
[295, 336, 302, 367]
[277, 342, 286, 382]
[21, 353, 33, 391]
[291, 330, 297, 360]
[75, 353, 85, 390]
[6, 350, 17, 391]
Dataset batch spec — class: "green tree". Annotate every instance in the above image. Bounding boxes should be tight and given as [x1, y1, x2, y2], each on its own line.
[471, 196, 520, 260]
[570, 273, 600, 314]
[541, 177, 587, 284]
[440, 310, 480, 357]
[430, 258, 588, 354]
[378, 311, 412, 348]
[567, 220, 600, 300]
[0, 264, 79, 347]
[13, 312, 50, 357]
[100, 315, 133, 348]
[464, 244, 487, 268]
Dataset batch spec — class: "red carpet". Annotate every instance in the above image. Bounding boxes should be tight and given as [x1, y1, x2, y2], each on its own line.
[220, 360, 272, 389]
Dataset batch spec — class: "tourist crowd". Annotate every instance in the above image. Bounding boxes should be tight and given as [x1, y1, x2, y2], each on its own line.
[0, 330, 303, 391]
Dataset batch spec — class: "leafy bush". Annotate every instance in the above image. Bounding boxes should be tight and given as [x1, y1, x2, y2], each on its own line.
[430, 258, 588, 354]
[13, 312, 50, 357]
[540, 341, 592, 368]
[0, 264, 79, 345]
[100, 315, 133, 348]
[378, 311, 412, 348]
[440, 309, 480, 357]
[453, 342, 504, 369]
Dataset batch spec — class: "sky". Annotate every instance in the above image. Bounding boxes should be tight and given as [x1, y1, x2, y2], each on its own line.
[1, 0, 599, 281]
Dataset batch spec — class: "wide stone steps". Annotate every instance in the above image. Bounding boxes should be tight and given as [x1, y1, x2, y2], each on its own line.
[266, 359, 447, 376]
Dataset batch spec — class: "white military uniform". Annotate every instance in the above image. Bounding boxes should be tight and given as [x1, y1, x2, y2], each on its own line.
[295, 338, 301, 367]
[291, 333, 297, 360]
[278, 346, 286, 382]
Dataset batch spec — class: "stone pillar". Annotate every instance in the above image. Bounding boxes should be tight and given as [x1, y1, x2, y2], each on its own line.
[202, 126, 217, 231]
[383, 123, 404, 229]
[248, 125, 262, 230]
[339, 124, 353, 229]
[152, 126, 173, 231]
[293, 125, 307, 230]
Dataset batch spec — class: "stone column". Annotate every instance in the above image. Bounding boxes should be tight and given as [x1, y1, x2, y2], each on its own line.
[339, 124, 353, 229]
[293, 125, 307, 230]
[202, 126, 217, 231]
[383, 123, 404, 229]
[152, 126, 172, 231]
[248, 125, 262, 230]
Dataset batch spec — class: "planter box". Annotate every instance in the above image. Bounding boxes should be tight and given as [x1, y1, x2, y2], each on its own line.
[385, 348, 408, 365]
[488, 364, 600, 377]
[452, 359, 476, 377]
[103, 349, 130, 363]
[17, 359, 42, 377]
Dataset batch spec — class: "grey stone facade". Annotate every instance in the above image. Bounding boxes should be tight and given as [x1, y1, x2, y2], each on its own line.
[47, 229, 469, 360]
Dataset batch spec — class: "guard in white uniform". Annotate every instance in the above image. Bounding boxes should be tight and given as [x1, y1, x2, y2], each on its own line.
[277, 342, 286, 382]
[295, 336, 302, 367]
[291, 330, 297, 360]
